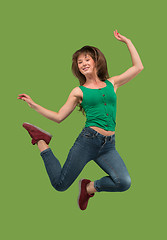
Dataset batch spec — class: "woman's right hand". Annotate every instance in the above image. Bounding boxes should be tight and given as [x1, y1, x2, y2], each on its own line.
[17, 93, 36, 108]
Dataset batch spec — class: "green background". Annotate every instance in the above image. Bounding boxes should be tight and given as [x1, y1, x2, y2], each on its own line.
[1, 0, 166, 239]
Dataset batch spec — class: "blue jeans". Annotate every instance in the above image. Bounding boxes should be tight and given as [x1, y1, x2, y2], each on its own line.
[40, 126, 131, 192]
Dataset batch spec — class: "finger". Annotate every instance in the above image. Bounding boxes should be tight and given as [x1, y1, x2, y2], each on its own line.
[17, 96, 24, 99]
[18, 93, 29, 98]
[114, 30, 120, 39]
[17, 96, 26, 101]
[114, 33, 119, 40]
[18, 95, 26, 99]
[114, 31, 118, 38]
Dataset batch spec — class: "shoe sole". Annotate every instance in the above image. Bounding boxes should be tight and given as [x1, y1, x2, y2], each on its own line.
[78, 179, 85, 210]
[23, 122, 53, 137]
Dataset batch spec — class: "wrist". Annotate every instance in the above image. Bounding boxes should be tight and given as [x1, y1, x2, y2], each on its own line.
[31, 102, 38, 110]
[125, 39, 131, 45]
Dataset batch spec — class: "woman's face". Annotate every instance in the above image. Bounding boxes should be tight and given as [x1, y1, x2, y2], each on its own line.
[77, 53, 96, 75]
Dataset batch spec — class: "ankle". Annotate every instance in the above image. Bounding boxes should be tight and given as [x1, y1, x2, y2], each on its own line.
[37, 140, 49, 152]
[86, 182, 96, 195]
[37, 139, 46, 144]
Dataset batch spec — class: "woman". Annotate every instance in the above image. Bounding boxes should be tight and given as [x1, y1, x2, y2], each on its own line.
[17, 30, 144, 211]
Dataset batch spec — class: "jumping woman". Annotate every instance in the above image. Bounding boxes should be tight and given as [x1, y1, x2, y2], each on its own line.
[17, 30, 144, 211]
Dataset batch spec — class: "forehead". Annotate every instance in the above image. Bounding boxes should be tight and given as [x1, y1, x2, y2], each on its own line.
[77, 53, 91, 61]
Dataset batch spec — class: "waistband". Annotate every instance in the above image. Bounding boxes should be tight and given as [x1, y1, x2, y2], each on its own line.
[82, 126, 115, 141]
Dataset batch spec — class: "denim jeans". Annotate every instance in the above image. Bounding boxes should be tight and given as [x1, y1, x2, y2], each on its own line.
[40, 126, 131, 192]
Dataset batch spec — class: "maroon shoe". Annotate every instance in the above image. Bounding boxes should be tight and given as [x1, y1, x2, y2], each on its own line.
[78, 179, 95, 211]
[22, 122, 52, 145]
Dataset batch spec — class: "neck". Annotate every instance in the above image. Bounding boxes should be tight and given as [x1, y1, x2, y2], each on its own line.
[84, 73, 101, 85]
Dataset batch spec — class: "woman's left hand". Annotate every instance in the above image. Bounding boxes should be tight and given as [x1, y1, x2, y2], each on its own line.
[114, 29, 130, 44]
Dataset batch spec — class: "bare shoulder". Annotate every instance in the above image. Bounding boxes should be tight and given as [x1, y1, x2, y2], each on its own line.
[70, 86, 83, 104]
[107, 77, 118, 94]
[107, 77, 116, 86]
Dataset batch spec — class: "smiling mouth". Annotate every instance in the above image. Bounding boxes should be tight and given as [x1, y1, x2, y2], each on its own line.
[83, 67, 89, 71]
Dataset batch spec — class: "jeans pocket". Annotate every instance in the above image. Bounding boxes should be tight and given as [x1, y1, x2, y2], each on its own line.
[81, 129, 95, 138]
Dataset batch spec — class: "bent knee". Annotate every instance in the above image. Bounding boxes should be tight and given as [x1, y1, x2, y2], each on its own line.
[51, 181, 69, 192]
[119, 176, 131, 192]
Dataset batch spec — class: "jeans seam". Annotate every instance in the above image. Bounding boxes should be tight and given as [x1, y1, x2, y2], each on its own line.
[96, 138, 106, 154]
[100, 158, 120, 184]
[56, 149, 74, 187]
[40, 149, 60, 186]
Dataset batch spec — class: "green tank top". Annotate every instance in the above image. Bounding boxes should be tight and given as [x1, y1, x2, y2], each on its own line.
[79, 79, 117, 131]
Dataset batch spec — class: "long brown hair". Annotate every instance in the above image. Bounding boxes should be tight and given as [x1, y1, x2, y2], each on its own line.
[71, 45, 110, 116]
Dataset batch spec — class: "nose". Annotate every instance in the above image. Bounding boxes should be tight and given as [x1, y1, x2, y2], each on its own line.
[83, 61, 87, 66]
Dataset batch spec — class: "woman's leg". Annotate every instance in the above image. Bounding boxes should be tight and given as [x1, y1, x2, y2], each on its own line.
[93, 143, 131, 192]
[39, 135, 95, 192]
[23, 123, 96, 194]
